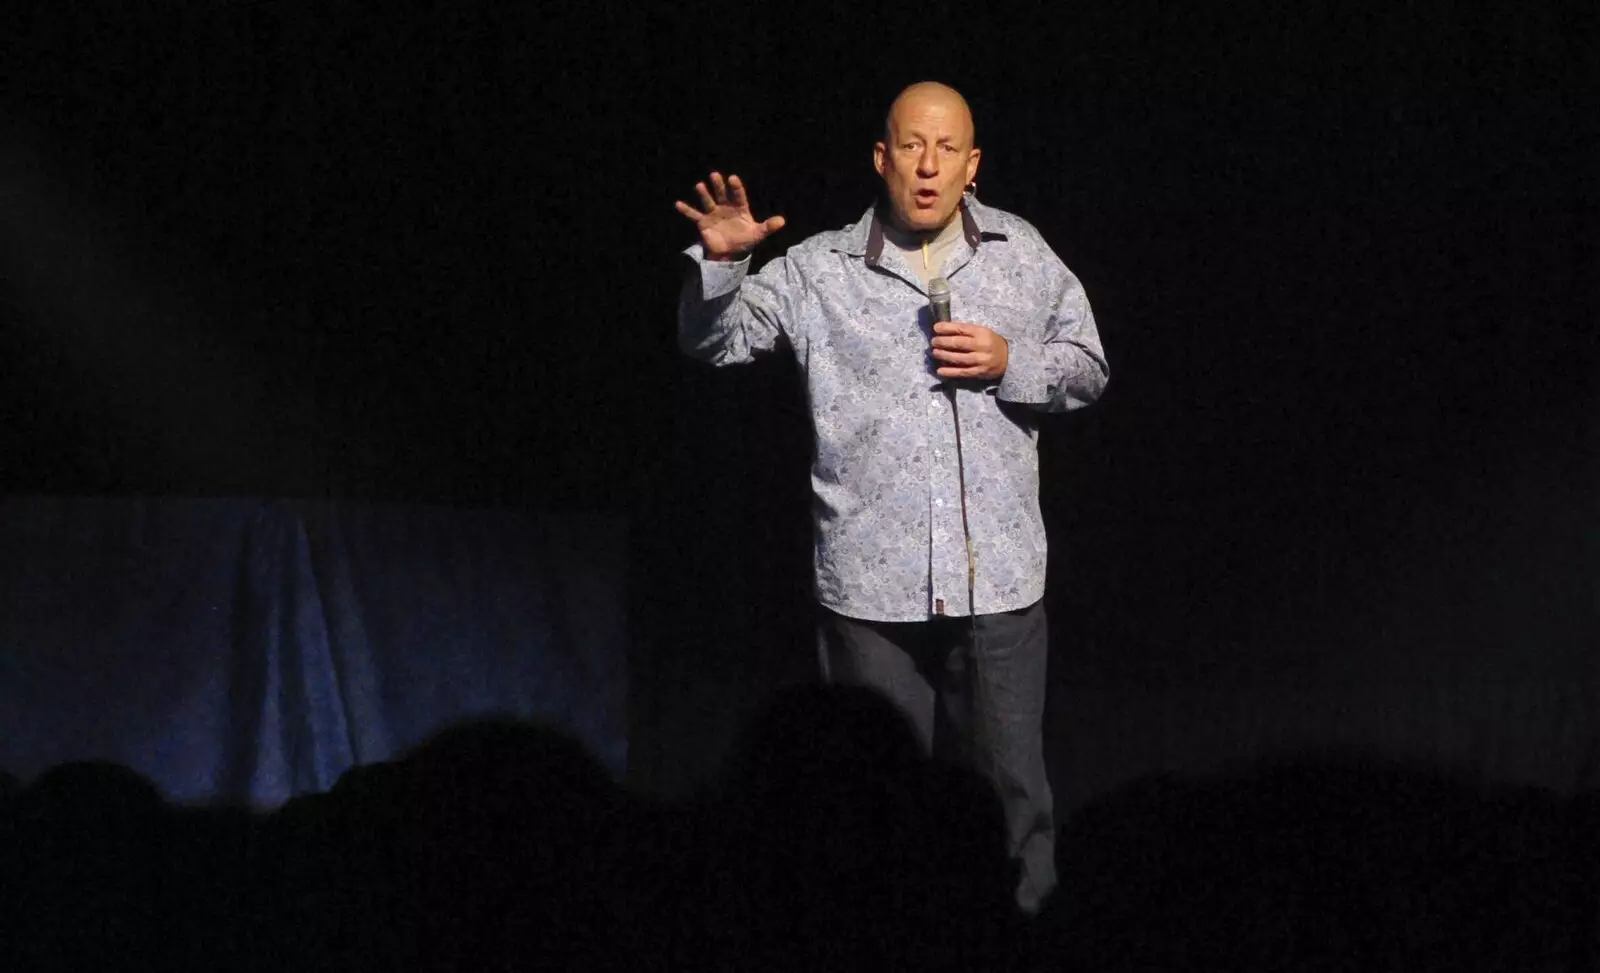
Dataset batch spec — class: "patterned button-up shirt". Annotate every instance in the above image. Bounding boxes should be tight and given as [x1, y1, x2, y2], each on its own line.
[678, 196, 1108, 622]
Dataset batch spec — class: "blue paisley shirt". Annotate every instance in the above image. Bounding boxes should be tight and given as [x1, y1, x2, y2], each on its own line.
[678, 196, 1108, 622]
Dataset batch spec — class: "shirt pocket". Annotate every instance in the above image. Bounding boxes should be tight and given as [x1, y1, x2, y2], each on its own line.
[818, 290, 930, 387]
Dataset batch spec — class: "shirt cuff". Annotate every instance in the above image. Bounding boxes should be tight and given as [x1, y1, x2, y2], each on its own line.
[684, 243, 751, 300]
[997, 337, 1054, 405]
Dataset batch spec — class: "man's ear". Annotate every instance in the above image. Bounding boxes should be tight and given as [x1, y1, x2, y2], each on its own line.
[873, 141, 887, 177]
[966, 147, 982, 185]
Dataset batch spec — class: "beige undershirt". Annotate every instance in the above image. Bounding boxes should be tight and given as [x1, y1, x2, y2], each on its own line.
[883, 214, 967, 290]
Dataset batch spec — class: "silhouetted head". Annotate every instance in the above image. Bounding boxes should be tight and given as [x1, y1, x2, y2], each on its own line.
[721, 683, 928, 797]
[19, 760, 165, 821]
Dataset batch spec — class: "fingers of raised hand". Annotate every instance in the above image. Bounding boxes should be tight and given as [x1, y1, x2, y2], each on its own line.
[678, 172, 783, 239]
[930, 334, 975, 352]
[695, 180, 717, 212]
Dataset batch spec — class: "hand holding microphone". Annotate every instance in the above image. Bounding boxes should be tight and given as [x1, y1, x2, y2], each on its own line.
[927, 277, 1010, 380]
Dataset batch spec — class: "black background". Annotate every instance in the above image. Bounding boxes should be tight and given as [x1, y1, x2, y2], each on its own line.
[2, 2, 1592, 791]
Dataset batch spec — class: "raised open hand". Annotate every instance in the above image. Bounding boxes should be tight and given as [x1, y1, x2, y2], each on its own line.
[674, 172, 786, 260]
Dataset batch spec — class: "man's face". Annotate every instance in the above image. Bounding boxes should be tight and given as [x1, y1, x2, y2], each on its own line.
[874, 93, 981, 234]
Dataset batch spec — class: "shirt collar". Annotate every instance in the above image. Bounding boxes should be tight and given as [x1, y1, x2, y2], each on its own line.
[834, 195, 1007, 266]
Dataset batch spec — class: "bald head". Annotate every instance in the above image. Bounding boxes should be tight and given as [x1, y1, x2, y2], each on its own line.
[873, 82, 982, 233]
[883, 82, 977, 149]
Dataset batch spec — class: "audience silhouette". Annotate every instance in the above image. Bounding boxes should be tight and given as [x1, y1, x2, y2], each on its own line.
[2, 690, 1595, 972]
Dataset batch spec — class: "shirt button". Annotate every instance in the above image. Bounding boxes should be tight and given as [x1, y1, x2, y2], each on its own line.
[935, 498, 945, 507]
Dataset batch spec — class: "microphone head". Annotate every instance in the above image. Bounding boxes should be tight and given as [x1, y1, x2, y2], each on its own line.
[927, 277, 952, 323]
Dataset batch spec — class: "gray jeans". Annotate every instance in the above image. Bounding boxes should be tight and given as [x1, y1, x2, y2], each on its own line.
[816, 600, 1057, 914]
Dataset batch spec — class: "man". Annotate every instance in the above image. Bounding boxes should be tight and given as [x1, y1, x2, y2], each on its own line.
[673, 82, 1108, 913]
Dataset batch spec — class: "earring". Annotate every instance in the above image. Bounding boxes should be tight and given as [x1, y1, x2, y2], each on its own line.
[964, 182, 977, 196]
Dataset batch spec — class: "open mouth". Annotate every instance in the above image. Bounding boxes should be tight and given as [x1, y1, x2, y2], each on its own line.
[913, 189, 940, 206]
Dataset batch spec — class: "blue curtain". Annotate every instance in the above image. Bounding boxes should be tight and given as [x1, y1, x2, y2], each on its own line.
[0, 498, 627, 807]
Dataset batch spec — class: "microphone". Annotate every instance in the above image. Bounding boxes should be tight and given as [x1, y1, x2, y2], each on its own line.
[928, 277, 952, 324]
[925, 275, 977, 623]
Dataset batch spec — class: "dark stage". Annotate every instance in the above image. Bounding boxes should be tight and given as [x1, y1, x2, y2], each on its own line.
[1, 3, 1595, 969]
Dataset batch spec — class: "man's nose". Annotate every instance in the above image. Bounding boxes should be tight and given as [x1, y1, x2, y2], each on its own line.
[916, 148, 940, 176]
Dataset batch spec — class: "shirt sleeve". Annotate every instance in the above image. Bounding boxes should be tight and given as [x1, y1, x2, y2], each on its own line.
[677, 243, 806, 366]
[996, 253, 1109, 412]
